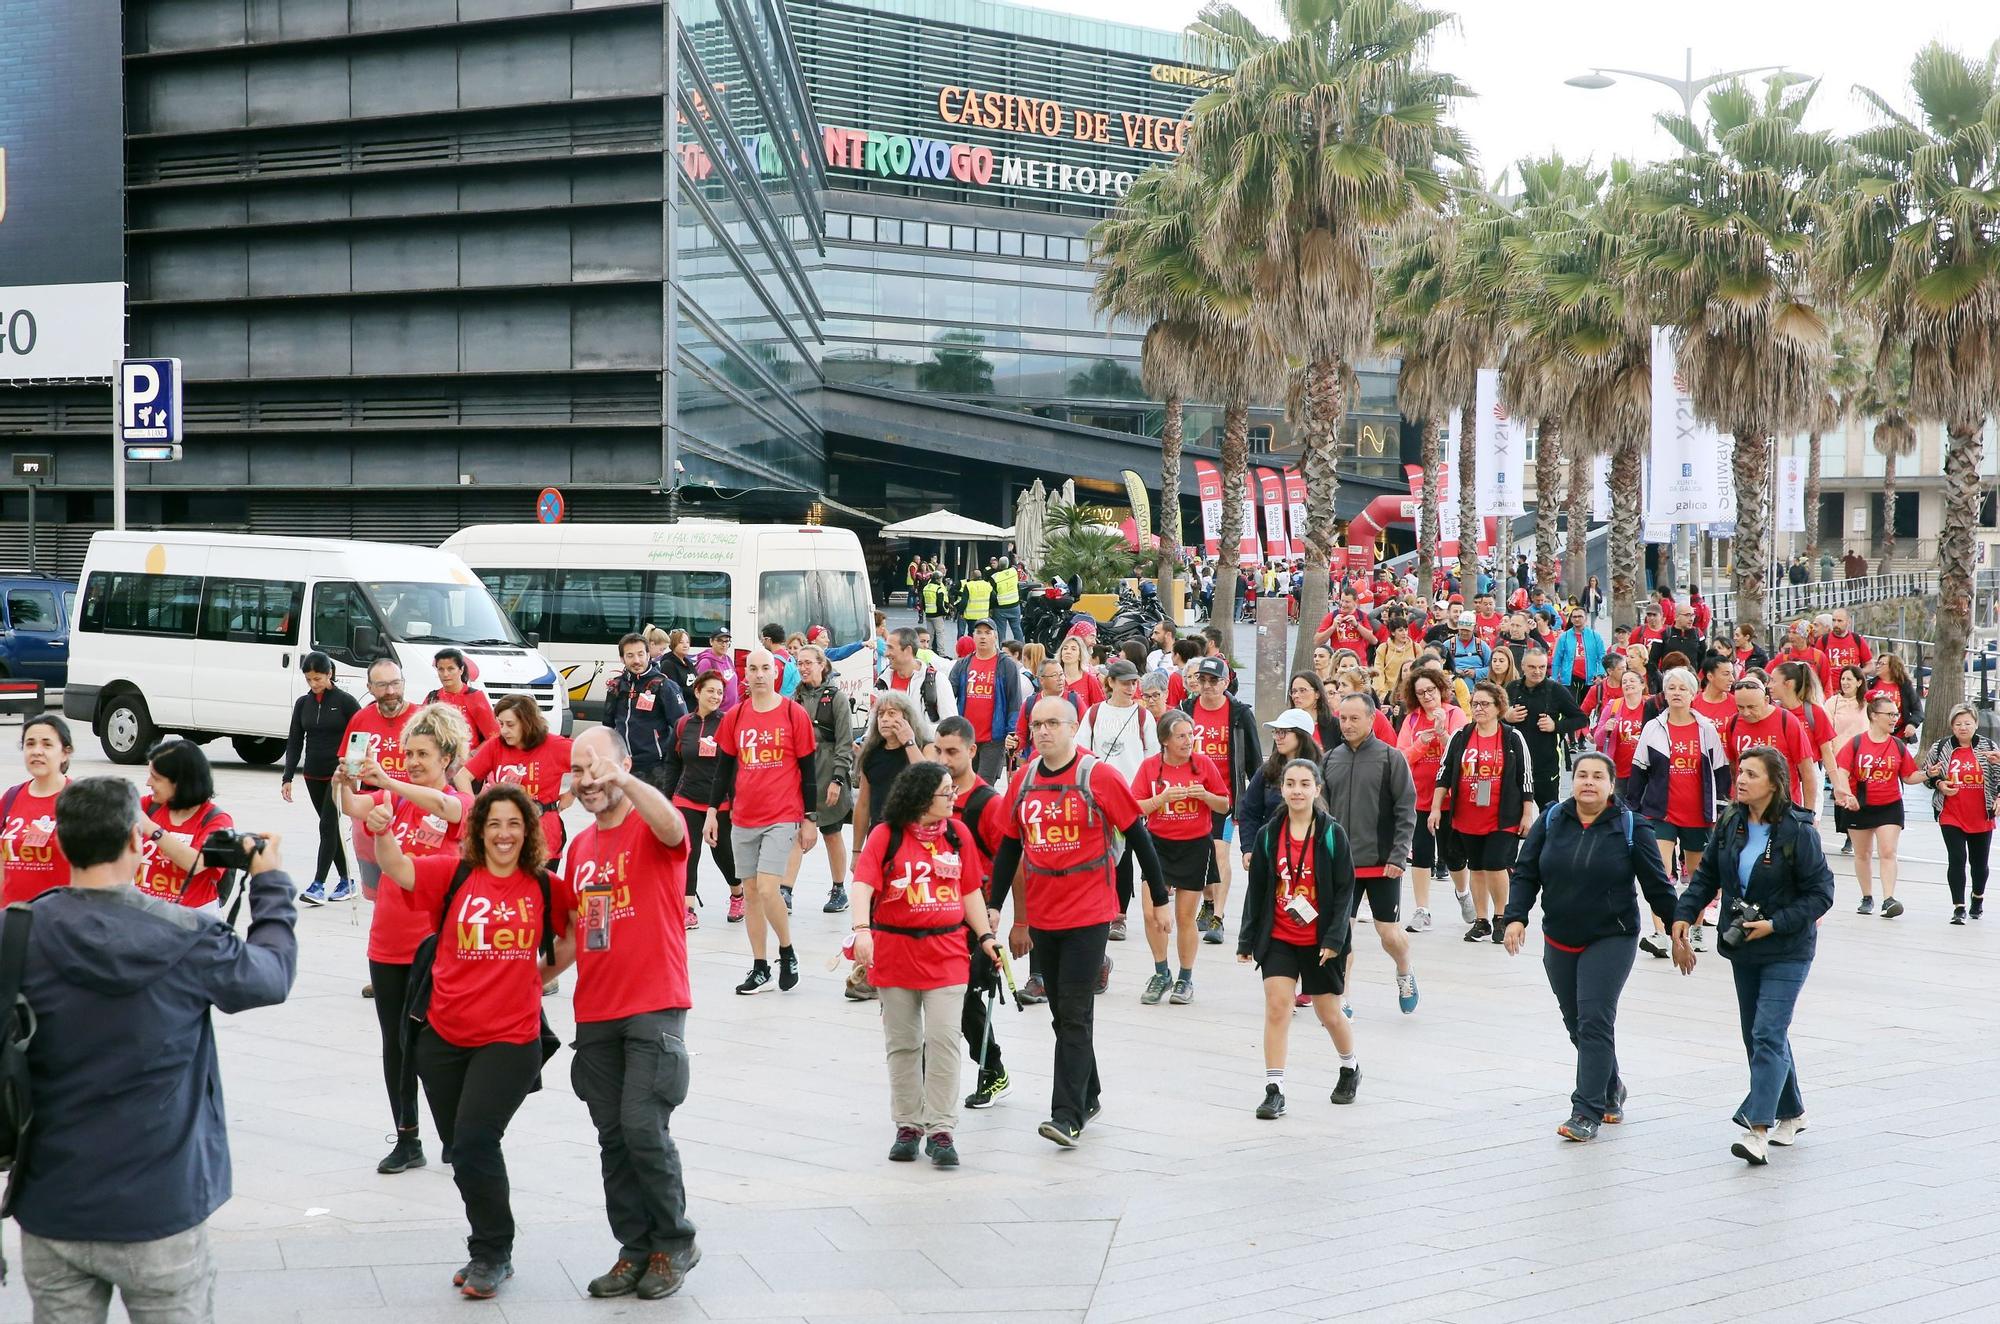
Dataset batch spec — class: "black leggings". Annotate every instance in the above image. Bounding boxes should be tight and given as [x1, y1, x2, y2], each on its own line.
[304, 777, 349, 887]
[677, 804, 735, 901]
[414, 1029, 542, 1263]
[961, 981, 1004, 1078]
[368, 960, 421, 1132]
[1942, 825, 1992, 907]
[1115, 847, 1134, 914]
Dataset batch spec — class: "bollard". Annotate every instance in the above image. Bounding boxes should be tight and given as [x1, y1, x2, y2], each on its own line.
[1254, 596, 1289, 728]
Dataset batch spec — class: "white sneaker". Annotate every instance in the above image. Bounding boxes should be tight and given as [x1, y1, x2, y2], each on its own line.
[1455, 889, 1475, 923]
[1690, 924, 1705, 952]
[1731, 1130, 1769, 1165]
[1405, 907, 1433, 933]
[1769, 1115, 1807, 1146]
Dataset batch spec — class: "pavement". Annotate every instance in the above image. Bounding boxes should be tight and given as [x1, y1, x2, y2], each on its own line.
[4, 721, 1999, 1324]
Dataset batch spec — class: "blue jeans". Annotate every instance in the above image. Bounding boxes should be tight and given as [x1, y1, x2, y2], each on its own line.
[1730, 958, 1808, 1128]
[991, 604, 1023, 643]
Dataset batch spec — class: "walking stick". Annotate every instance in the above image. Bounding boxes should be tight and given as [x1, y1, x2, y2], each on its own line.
[994, 943, 1026, 1013]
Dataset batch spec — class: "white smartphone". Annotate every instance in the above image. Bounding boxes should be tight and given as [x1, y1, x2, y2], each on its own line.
[344, 731, 374, 778]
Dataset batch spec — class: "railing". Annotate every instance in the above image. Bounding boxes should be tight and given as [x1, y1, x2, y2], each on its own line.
[1705, 572, 1936, 639]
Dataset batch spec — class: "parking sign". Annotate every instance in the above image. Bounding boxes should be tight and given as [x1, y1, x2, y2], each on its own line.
[119, 357, 183, 460]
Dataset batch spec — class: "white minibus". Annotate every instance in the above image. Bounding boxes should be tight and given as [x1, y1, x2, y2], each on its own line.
[66, 531, 566, 764]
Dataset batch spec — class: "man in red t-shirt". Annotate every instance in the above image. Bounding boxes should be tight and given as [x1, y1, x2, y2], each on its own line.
[948, 621, 1018, 784]
[1629, 607, 1665, 648]
[559, 728, 699, 1301]
[936, 716, 1014, 1107]
[1725, 680, 1820, 808]
[1819, 609, 1873, 694]
[711, 649, 818, 995]
[990, 698, 1166, 1147]
[1472, 594, 1505, 647]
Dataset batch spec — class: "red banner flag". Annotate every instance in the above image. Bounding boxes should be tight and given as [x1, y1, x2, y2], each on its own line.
[1256, 468, 1287, 561]
[1283, 469, 1308, 558]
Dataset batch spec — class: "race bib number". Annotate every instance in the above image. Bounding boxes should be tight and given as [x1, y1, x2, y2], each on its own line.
[933, 852, 962, 882]
[636, 691, 655, 712]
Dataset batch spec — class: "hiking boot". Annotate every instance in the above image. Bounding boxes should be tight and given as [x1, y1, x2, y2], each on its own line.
[1197, 897, 1216, 929]
[1255, 1083, 1286, 1119]
[586, 1259, 644, 1298]
[299, 879, 327, 907]
[965, 1071, 1010, 1108]
[1017, 974, 1048, 1005]
[926, 1132, 961, 1168]
[823, 884, 849, 913]
[460, 1260, 513, 1299]
[727, 892, 746, 923]
[635, 1252, 684, 1300]
[888, 1126, 922, 1161]
[1202, 913, 1225, 944]
[376, 1130, 425, 1174]
[1140, 971, 1169, 1004]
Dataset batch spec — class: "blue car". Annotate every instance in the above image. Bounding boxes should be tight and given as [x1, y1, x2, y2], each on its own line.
[0, 575, 78, 690]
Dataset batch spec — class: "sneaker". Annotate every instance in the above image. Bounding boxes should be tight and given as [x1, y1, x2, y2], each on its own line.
[781, 885, 794, 914]
[727, 892, 746, 922]
[1769, 1114, 1808, 1146]
[1108, 917, 1128, 941]
[1463, 918, 1492, 942]
[1639, 933, 1669, 959]
[1691, 923, 1705, 952]
[1086, 1099, 1101, 1124]
[965, 1071, 1010, 1108]
[778, 950, 800, 991]
[888, 1126, 922, 1161]
[1340, 1000, 1354, 1021]
[460, 1260, 513, 1300]
[685, 906, 700, 930]
[541, 979, 559, 996]
[636, 1252, 684, 1300]
[735, 965, 773, 995]
[376, 1131, 425, 1174]
[926, 1132, 961, 1167]
[1095, 955, 1113, 995]
[1455, 888, 1476, 923]
[299, 880, 327, 907]
[1491, 923, 1506, 945]
[1953, 905, 1967, 926]
[1168, 974, 1193, 1005]
[1431, 863, 1450, 885]
[1017, 974, 1048, 1005]
[587, 1259, 645, 1299]
[328, 878, 356, 903]
[1602, 1079, 1628, 1125]
[1294, 991, 1310, 1008]
[1396, 972, 1419, 1014]
[453, 1261, 474, 1287]
[1037, 1119, 1079, 1148]
[1405, 907, 1433, 933]
[823, 884, 849, 913]
[1557, 1112, 1601, 1142]
[1881, 897, 1905, 919]
[1255, 1083, 1287, 1120]
[1140, 971, 1169, 1004]
[1731, 1130, 1769, 1166]
[1331, 1064, 1361, 1105]
[844, 965, 876, 1001]
[1857, 895, 1876, 915]
[1202, 916, 1225, 944]
[1840, 836, 1853, 855]
[361, 981, 374, 999]
[1973, 894, 1986, 919]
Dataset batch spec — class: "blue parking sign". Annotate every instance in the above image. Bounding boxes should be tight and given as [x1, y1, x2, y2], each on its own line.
[119, 358, 183, 459]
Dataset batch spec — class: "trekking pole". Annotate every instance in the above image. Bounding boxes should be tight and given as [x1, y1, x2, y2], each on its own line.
[994, 943, 1026, 1012]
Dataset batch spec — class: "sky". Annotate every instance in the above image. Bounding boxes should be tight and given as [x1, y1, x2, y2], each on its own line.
[1043, 0, 1991, 184]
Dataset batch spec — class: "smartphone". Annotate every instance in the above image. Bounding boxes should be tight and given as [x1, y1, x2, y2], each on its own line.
[344, 731, 374, 778]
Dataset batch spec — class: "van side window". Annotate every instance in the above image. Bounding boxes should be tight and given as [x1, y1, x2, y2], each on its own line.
[7, 589, 59, 634]
[313, 581, 380, 663]
[200, 578, 305, 645]
[648, 571, 730, 641]
[79, 572, 204, 636]
[553, 569, 644, 643]
[816, 571, 868, 645]
[758, 571, 811, 641]
[478, 570, 551, 640]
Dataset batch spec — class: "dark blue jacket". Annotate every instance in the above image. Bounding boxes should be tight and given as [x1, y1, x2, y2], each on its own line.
[14, 874, 298, 1242]
[1502, 801, 1678, 947]
[604, 663, 686, 769]
[1674, 805, 1835, 965]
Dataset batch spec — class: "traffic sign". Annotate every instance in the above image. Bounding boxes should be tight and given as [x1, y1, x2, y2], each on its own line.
[118, 358, 184, 461]
[536, 487, 565, 524]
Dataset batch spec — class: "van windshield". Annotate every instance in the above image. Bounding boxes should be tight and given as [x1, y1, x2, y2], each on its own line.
[362, 580, 523, 647]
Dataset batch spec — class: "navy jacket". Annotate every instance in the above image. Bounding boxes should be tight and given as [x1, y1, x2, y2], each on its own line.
[14, 874, 299, 1242]
[1674, 806, 1835, 965]
[1502, 801, 1678, 946]
[604, 663, 686, 769]
[949, 651, 1022, 744]
[1237, 809, 1355, 965]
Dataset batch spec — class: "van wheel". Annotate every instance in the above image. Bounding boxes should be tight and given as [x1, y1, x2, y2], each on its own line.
[232, 736, 286, 766]
[101, 693, 156, 765]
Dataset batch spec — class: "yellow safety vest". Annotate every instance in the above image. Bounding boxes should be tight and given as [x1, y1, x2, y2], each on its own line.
[962, 579, 993, 618]
[992, 566, 1020, 607]
[922, 581, 945, 615]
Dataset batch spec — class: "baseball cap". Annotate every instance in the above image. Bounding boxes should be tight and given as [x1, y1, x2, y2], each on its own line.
[1457, 610, 1476, 628]
[971, 617, 997, 631]
[1194, 656, 1229, 680]
[1267, 708, 1317, 735]
[1105, 659, 1139, 681]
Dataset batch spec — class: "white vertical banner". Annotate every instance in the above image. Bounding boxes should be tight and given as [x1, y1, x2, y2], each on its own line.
[1240, 496, 1262, 565]
[1474, 369, 1527, 517]
[1439, 412, 1463, 544]
[1776, 454, 1806, 532]
[1647, 326, 1728, 524]
[1590, 454, 1613, 522]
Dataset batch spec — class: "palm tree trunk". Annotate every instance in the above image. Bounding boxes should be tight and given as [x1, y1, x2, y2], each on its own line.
[1731, 429, 1772, 638]
[1803, 430, 1823, 563]
[1534, 418, 1562, 591]
[1416, 415, 1441, 599]
[1292, 355, 1343, 676]
[1609, 434, 1642, 627]
[1456, 399, 1479, 598]
[1214, 401, 1249, 634]
[1158, 395, 1184, 606]
[1927, 422, 1985, 746]
[1563, 451, 1589, 600]
[1880, 453, 1899, 568]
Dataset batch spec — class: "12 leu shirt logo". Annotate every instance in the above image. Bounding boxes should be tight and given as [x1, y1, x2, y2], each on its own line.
[2, 812, 56, 864]
[455, 890, 538, 959]
[738, 723, 789, 766]
[568, 851, 637, 926]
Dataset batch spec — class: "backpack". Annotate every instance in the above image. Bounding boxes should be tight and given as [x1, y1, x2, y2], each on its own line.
[401, 862, 560, 1086]
[0, 902, 36, 1226]
[1013, 753, 1123, 881]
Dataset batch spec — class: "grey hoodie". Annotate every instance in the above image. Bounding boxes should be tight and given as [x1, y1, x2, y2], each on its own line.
[1318, 735, 1417, 873]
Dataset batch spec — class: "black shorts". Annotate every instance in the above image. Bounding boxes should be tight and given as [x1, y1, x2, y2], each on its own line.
[1840, 798, 1905, 832]
[1350, 874, 1400, 923]
[1412, 817, 1439, 870]
[1647, 819, 1711, 852]
[1154, 834, 1213, 892]
[1210, 813, 1236, 843]
[1259, 939, 1344, 996]
[1445, 828, 1519, 872]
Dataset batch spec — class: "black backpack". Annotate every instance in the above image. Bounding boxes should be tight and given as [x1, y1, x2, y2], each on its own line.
[0, 903, 35, 1222]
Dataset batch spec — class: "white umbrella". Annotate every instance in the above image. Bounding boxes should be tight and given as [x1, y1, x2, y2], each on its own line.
[879, 510, 1013, 541]
[1014, 480, 1048, 577]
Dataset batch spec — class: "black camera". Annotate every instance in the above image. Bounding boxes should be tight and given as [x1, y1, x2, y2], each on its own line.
[1719, 900, 1764, 952]
[200, 828, 266, 872]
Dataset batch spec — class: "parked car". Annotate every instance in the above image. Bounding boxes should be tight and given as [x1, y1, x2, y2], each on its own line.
[0, 574, 77, 691]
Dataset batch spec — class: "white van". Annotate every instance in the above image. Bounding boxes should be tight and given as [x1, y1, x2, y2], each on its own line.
[67, 531, 567, 764]
[442, 522, 876, 721]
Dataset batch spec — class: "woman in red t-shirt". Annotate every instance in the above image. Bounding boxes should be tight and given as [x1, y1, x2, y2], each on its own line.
[428, 648, 501, 749]
[466, 694, 574, 860]
[1692, 654, 1738, 726]
[1396, 665, 1468, 930]
[1595, 670, 1650, 794]
[1056, 636, 1104, 711]
[1922, 705, 1999, 922]
[137, 738, 235, 909]
[0, 714, 72, 905]
[376, 784, 566, 1299]
[1432, 681, 1532, 941]
[850, 761, 1000, 1169]
[1834, 696, 1923, 917]
[660, 671, 737, 922]
[1866, 653, 1924, 743]
[338, 701, 472, 1177]
[1132, 710, 1232, 1002]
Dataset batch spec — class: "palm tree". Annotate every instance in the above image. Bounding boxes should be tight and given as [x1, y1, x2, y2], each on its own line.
[1858, 342, 1918, 565]
[1807, 325, 1870, 564]
[1446, 174, 1531, 601]
[1626, 76, 1841, 635]
[1833, 41, 2000, 737]
[1187, 0, 1471, 672]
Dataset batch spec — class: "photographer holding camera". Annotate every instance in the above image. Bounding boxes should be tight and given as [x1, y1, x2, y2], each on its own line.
[1672, 745, 1835, 1167]
[14, 777, 296, 1318]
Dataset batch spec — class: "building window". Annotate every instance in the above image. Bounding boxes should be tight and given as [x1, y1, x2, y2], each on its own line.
[975, 229, 999, 255]
[928, 223, 951, 249]
[1024, 234, 1047, 260]
[950, 225, 974, 252]
[1249, 426, 1273, 455]
[1000, 231, 1022, 257]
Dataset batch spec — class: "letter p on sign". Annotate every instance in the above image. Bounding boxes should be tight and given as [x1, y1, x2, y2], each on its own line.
[118, 357, 184, 459]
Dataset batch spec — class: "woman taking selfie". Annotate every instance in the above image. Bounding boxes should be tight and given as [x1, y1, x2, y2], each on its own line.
[1921, 704, 2000, 923]
[1500, 751, 1676, 1141]
[1672, 746, 1835, 1166]
[282, 651, 362, 905]
[0, 714, 74, 904]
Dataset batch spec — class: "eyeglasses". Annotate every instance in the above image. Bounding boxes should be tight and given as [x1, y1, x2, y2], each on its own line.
[1029, 718, 1073, 730]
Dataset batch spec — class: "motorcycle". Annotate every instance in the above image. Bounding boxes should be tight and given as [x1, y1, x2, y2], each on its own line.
[1021, 585, 1081, 649]
[1099, 585, 1166, 651]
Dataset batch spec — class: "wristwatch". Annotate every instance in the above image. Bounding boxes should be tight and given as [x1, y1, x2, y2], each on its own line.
[147, 827, 165, 843]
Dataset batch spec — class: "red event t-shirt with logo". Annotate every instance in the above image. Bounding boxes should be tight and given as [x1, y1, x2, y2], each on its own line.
[555, 809, 692, 1021]
[1189, 700, 1232, 771]
[854, 819, 985, 990]
[1865, 679, 1909, 729]
[961, 655, 1000, 743]
[951, 780, 1008, 876]
[135, 800, 234, 908]
[411, 854, 568, 1047]
[1271, 823, 1319, 946]
[466, 734, 573, 854]
[1725, 708, 1815, 800]
[1002, 756, 1143, 930]
[1605, 701, 1647, 778]
[1663, 719, 1708, 827]
[1131, 752, 1228, 840]
[1939, 746, 1995, 833]
[1838, 734, 1914, 807]
[0, 783, 68, 904]
[1692, 692, 1736, 726]
[1451, 729, 1506, 836]
[367, 789, 473, 962]
[341, 704, 415, 863]
[716, 697, 815, 828]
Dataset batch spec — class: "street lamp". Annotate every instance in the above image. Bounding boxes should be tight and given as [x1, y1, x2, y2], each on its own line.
[1564, 48, 1788, 120]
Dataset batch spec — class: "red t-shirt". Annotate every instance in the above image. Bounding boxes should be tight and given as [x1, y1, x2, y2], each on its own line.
[1190, 700, 1232, 770]
[1838, 734, 1914, 808]
[1822, 632, 1869, 681]
[1604, 701, 1647, 778]
[1663, 719, 1707, 827]
[952, 779, 1008, 875]
[1451, 729, 1506, 835]
[1065, 671, 1105, 710]
[466, 734, 573, 854]
[1399, 708, 1461, 802]
[367, 789, 473, 962]
[716, 698, 815, 828]
[0, 783, 68, 904]
[1164, 670, 1187, 708]
[1865, 679, 1908, 729]
[1938, 746, 1994, 833]
[555, 809, 692, 1021]
[430, 685, 500, 748]
[135, 799, 234, 908]
[1131, 752, 1228, 840]
[1782, 701, 1833, 754]
[1725, 708, 1815, 800]
[1326, 616, 1372, 653]
[341, 704, 415, 863]
[1692, 692, 1736, 725]
[1474, 614, 1504, 647]
[1271, 822, 1319, 946]
[1781, 647, 1827, 680]
[1369, 707, 1397, 744]
[1002, 755, 1142, 930]
[411, 854, 569, 1047]
[854, 819, 984, 990]
[961, 655, 1000, 743]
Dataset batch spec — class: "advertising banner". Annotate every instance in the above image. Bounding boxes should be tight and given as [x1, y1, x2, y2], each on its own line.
[1256, 468, 1286, 561]
[1776, 455, 1807, 532]
[1194, 459, 1222, 555]
[1646, 326, 1729, 525]
[1474, 369, 1527, 518]
[1439, 416, 1463, 545]
[1284, 469, 1308, 557]
[1591, 454, 1613, 523]
[1240, 490, 1262, 565]
[1120, 468, 1152, 549]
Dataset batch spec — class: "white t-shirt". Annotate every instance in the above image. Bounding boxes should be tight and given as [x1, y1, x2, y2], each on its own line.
[1077, 700, 1159, 783]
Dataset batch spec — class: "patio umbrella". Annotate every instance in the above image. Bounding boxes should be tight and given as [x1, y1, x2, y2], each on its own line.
[1014, 480, 1048, 578]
